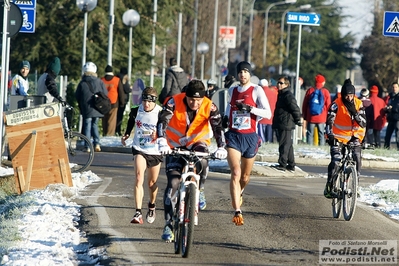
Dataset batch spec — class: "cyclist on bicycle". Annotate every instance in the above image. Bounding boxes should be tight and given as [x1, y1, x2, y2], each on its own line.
[324, 79, 366, 198]
[121, 87, 162, 224]
[156, 79, 227, 242]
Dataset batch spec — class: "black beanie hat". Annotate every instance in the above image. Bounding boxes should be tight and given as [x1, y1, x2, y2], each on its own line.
[341, 79, 355, 97]
[105, 65, 113, 74]
[236, 61, 251, 74]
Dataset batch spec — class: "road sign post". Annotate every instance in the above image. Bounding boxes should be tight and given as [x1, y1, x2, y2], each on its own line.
[286, 12, 321, 144]
[218, 26, 236, 49]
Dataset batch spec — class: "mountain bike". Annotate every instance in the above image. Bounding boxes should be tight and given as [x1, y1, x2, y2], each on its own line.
[62, 104, 94, 172]
[331, 142, 358, 221]
[170, 149, 215, 258]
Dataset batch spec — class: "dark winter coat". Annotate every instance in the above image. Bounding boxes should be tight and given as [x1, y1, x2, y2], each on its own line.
[75, 74, 108, 118]
[159, 66, 188, 104]
[386, 92, 399, 122]
[272, 87, 302, 130]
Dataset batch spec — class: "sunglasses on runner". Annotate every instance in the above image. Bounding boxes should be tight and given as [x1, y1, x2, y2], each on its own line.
[142, 94, 157, 102]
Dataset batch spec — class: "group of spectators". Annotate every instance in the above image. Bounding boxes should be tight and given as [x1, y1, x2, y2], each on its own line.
[9, 58, 132, 153]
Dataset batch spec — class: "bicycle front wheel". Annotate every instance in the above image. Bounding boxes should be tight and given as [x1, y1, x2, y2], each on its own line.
[181, 183, 196, 258]
[66, 132, 94, 173]
[343, 166, 358, 221]
[173, 195, 181, 255]
[332, 173, 342, 219]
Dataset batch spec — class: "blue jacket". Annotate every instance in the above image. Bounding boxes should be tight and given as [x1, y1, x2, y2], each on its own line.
[75, 74, 108, 118]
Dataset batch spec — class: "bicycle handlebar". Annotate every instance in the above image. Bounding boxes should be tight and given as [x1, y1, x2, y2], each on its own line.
[170, 148, 217, 160]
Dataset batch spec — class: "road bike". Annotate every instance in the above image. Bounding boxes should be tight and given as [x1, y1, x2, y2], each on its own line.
[62, 104, 94, 172]
[169, 149, 215, 258]
[331, 142, 358, 221]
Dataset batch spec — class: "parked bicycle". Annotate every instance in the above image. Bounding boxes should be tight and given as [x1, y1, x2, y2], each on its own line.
[62, 104, 94, 172]
[169, 148, 216, 258]
[330, 142, 358, 221]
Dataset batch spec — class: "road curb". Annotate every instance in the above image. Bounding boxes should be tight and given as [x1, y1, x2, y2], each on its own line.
[99, 146, 399, 170]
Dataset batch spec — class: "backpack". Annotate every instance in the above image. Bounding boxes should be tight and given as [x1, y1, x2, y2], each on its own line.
[309, 88, 324, 115]
[86, 81, 112, 115]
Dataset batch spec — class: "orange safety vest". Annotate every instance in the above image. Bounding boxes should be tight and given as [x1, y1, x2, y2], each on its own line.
[101, 76, 120, 104]
[166, 93, 212, 149]
[332, 97, 366, 144]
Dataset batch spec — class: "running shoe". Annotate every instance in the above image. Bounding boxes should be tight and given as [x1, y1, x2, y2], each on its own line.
[146, 204, 156, 224]
[161, 224, 174, 242]
[130, 211, 143, 224]
[199, 189, 206, 210]
[232, 211, 244, 226]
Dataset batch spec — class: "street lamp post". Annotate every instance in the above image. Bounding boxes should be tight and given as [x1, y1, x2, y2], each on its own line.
[76, 0, 97, 75]
[150, 0, 157, 87]
[197, 42, 209, 81]
[262, 0, 297, 67]
[279, 4, 311, 74]
[122, 9, 140, 86]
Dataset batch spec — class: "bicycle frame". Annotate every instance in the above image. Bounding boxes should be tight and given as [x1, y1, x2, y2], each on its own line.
[170, 149, 213, 258]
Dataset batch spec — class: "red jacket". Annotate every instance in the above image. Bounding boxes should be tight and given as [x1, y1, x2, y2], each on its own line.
[369, 93, 387, 130]
[259, 85, 277, 125]
[302, 87, 331, 123]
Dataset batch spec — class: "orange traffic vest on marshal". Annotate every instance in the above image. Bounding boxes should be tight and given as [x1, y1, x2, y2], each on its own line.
[166, 93, 212, 149]
[332, 97, 365, 144]
[101, 76, 120, 104]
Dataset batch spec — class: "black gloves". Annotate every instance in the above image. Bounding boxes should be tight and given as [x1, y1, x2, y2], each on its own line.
[222, 115, 229, 129]
[327, 134, 335, 146]
[295, 121, 303, 127]
[344, 101, 357, 117]
[236, 102, 252, 112]
[57, 97, 67, 107]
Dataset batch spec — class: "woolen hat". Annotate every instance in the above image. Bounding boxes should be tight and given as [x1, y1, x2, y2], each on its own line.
[236, 61, 251, 73]
[360, 88, 369, 97]
[105, 65, 113, 74]
[315, 74, 325, 87]
[47, 57, 61, 76]
[259, 79, 268, 87]
[341, 79, 355, 97]
[370, 85, 379, 94]
[20, 60, 30, 70]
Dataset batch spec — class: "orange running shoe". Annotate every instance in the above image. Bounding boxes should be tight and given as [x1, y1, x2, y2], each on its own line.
[232, 211, 244, 226]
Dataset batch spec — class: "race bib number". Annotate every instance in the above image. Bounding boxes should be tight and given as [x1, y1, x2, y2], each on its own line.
[139, 131, 155, 149]
[232, 111, 251, 130]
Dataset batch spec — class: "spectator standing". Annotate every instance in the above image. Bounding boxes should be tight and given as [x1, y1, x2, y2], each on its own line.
[121, 87, 162, 225]
[257, 79, 277, 143]
[11, 60, 30, 95]
[272, 76, 302, 172]
[369, 85, 387, 148]
[75, 62, 108, 152]
[116, 67, 131, 136]
[37, 57, 65, 103]
[101, 65, 124, 136]
[223, 61, 271, 226]
[302, 74, 331, 146]
[224, 74, 236, 89]
[359, 88, 373, 147]
[159, 58, 188, 104]
[383, 82, 399, 150]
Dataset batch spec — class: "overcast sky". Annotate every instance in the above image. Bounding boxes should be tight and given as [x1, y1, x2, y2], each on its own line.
[337, 0, 374, 45]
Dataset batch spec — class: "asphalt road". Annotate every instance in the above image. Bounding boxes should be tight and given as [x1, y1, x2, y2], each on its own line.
[75, 152, 399, 265]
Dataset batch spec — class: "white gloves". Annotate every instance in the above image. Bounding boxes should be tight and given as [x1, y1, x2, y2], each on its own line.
[214, 147, 227, 159]
[157, 137, 171, 155]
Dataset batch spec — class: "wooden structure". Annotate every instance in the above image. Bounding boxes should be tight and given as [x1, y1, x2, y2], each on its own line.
[4, 103, 73, 194]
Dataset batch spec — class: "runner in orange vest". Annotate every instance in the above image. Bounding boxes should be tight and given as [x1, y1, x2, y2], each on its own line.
[324, 79, 366, 198]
